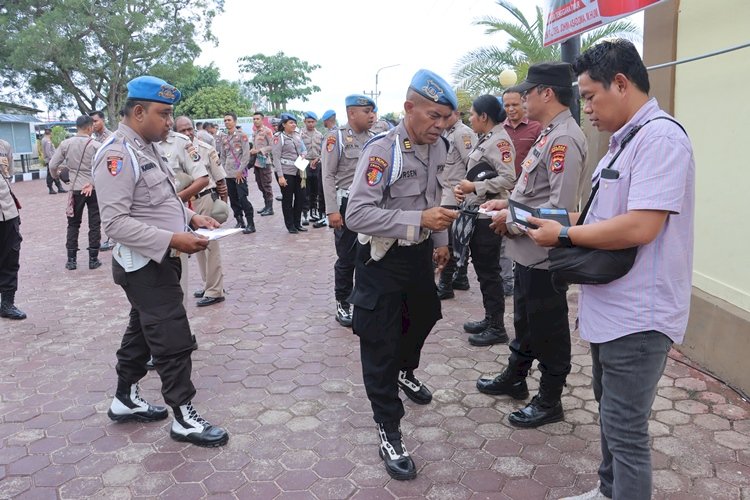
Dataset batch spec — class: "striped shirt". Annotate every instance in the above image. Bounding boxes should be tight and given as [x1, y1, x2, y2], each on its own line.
[578, 98, 695, 344]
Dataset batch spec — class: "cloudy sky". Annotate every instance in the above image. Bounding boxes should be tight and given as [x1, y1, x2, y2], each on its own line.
[195, 0, 538, 118]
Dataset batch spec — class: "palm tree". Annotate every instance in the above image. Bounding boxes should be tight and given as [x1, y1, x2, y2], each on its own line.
[453, 0, 640, 95]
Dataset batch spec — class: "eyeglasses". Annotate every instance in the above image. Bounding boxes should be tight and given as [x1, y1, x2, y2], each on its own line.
[521, 85, 543, 99]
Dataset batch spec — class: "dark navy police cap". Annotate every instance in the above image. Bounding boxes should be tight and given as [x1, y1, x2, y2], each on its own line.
[126, 75, 181, 104]
[513, 62, 574, 93]
[409, 69, 457, 110]
[345, 94, 376, 108]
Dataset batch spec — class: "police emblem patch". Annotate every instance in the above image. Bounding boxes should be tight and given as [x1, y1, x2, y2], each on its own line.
[497, 140, 512, 163]
[273, 136, 280, 145]
[107, 156, 123, 176]
[157, 85, 176, 100]
[463, 135, 472, 150]
[326, 135, 336, 153]
[550, 144, 567, 173]
[366, 156, 388, 186]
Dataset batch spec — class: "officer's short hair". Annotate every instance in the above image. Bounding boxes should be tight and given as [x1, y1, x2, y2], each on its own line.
[253, 111, 265, 118]
[195, 121, 203, 128]
[88, 110, 105, 120]
[123, 99, 152, 117]
[224, 112, 238, 121]
[533, 84, 574, 108]
[203, 122, 214, 130]
[573, 38, 650, 94]
[76, 115, 94, 129]
[472, 94, 506, 124]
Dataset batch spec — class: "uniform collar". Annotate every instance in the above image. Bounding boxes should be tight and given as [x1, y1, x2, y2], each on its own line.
[117, 123, 149, 150]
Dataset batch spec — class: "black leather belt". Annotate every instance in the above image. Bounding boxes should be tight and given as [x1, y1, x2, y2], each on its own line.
[195, 188, 216, 199]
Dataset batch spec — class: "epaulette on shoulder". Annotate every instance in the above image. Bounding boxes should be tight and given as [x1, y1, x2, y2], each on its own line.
[363, 131, 389, 151]
[440, 136, 449, 152]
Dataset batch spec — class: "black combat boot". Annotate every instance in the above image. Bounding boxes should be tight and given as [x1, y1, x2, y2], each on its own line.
[259, 200, 274, 216]
[468, 314, 509, 346]
[335, 300, 352, 327]
[243, 214, 256, 234]
[301, 210, 310, 226]
[234, 216, 245, 229]
[463, 315, 490, 334]
[398, 370, 432, 404]
[108, 380, 168, 423]
[452, 264, 470, 290]
[65, 249, 77, 270]
[88, 248, 102, 269]
[0, 292, 27, 320]
[436, 255, 456, 300]
[476, 366, 529, 399]
[508, 379, 564, 428]
[377, 422, 416, 480]
[171, 402, 229, 447]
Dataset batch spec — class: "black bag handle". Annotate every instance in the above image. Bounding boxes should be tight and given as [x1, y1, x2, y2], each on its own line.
[577, 116, 686, 225]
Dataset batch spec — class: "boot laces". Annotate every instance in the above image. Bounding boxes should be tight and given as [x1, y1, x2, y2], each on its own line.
[132, 384, 149, 407]
[185, 403, 209, 426]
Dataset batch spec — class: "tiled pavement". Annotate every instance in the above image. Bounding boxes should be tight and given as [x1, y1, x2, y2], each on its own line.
[1, 178, 749, 500]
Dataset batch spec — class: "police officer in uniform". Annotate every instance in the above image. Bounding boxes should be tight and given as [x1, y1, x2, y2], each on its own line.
[320, 95, 375, 327]
[48, 115, 103, 270]
[42, 129, 67, 195]
[478, 62, 587, 428]
[436, 110, 477, 299]
[90, 110, 113, 142]
[94, 76, 228, 447]
[220, 112, 255, 233]
[174, 116, 229, 307]
[312, 109, 338, 228]
[0, 139, 26, 320]
[272, 113, 308, 234]
[346, 69, 459, 480]
[300, 111, 323, 224]
[455, 94, 516, 346]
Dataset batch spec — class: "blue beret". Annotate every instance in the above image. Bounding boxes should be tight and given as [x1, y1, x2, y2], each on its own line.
[409, 69, 457, 110]
[345, 94, 376, 108]
[126, 75, 181, 105]
[303, 111, 318, 120]
[321, 109, 336, 121]
[279, 112, 297, 122]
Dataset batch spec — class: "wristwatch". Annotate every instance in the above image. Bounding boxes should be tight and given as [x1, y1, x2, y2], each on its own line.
[558, 226, 574, 248]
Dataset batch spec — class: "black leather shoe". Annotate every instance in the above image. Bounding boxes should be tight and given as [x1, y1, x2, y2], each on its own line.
[197, 296, 225, 307]
[275, 196, 283, 201]
[476, 371, 529, 399]
[288, 227, 299, 234]
[100, 241, 113, 252]
[463, 317, 489, 334]
[58, 187, 67, 193]
[436, 283, 454, 300]
[261, 208, 274, 216]
[377, 423, 416, 481]
[193, 289, 205, 298]
[468, 327, 509, 346]
[48, 189, 57, 195]
[312, 216, 328, 228]
[0, 303, 27, 320]
[89, 258, 102, 270]
[65, 258, 77, 270]
[335, 301, 352, 327]
[294, 224, 308, 232]
[508, 395, 564, 428]
[452, 275, 470, 290]
[242, 225, 256, 234]
[398, 370, 432, 404]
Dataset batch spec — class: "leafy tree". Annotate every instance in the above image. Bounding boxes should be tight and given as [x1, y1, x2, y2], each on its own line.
[51, 126, 67, 147]
[175, 84, 251, 119]
[238, 52, 321, 113]
[152, 63, 223, 103]
[453, 0, 640, 95]
[0, 0, 224, 127]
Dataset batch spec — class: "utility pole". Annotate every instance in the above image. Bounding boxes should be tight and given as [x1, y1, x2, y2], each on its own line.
[363, 64, 400, 108]
[561, 35, 581, 124]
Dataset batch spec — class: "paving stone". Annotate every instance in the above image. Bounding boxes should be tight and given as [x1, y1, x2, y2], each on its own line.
[715, 431, 750, 451]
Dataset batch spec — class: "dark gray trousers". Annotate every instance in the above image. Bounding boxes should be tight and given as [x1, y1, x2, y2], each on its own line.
[591, 330, 673, 499]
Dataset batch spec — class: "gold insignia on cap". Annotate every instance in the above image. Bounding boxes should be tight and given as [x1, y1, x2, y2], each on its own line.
[422, 79, 444, 102]
[158, 85, 176, 100]
[357, 98, 368, 106]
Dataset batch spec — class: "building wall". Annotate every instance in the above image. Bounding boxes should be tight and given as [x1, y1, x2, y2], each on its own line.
[673, 0, 750, 312]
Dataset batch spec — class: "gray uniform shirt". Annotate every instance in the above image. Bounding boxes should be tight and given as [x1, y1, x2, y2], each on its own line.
[0, 140, 19, 221]
[440, 120, 477, 206]
[506, 109, 588, 268]
[346, 121, 449, 248]
[196, 129, 215, 148]
[159, 131, 209, 186]
[218, 129, 250, 176]
[94, 128, 112, 143]
[271, 131, 305, 177]
[300, 128, 323, 162]
[92, 123, 194, 263]
[49, 135, 101, 191]
[463, 123, 516, 220]
[320, 125, 373, 213]
[42, 137, 55, 166]
[195, 139, 225, 190]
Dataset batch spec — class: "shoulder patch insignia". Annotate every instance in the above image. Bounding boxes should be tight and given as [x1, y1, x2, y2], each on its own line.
[497, 140, 512, 163]
[366, 156, 388, 186]
[462, 135, 472, 150]
[107, 156, 123, 176]
[273, 136, 280, 145]
[242, 134, 248, 142]
[550, 144, 567, 173]
[325, 135, 336, 153]
[403, 138, 412, 150]
[185, 144, 201, 162]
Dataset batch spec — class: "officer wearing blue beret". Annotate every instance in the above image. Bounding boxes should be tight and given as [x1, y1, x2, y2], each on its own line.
[345, 69, 460, 480]
[94, 75, 228, 448]
[300, 111, 323, 225]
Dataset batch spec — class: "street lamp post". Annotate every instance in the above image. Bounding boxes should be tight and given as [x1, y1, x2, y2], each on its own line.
[366, 64, 400, 108]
